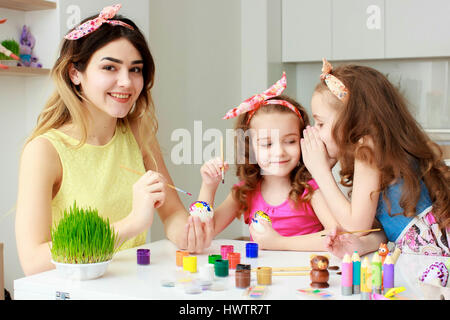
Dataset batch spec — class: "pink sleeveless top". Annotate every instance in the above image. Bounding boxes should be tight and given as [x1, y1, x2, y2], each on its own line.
[235, 179, 324, 237]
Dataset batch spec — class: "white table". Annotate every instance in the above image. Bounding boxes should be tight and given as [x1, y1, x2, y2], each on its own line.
[14, 239, 445, 300]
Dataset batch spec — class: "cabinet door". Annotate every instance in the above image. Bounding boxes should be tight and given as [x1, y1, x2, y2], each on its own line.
[385, 0, 450, 58]
[282, 0, 332, 62]
[332, 0, 384, 60]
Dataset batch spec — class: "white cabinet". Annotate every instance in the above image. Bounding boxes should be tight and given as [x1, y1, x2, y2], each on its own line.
[385, 0, 450, 59]
[282, 0, 331, 62]
[282, 0, 450, 62]
[332, 0, 384, 61]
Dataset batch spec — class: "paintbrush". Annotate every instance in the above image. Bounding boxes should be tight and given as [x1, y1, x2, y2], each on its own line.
[220, 136, 224, 184]
[120, 164, 192, 196]
[320, 228, 381, 237]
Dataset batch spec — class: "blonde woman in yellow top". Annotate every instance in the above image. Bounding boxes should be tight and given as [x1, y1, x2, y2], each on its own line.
[15, 5, 213, 276]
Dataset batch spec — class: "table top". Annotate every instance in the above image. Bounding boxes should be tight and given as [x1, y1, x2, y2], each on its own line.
[14, 239, 447, 300]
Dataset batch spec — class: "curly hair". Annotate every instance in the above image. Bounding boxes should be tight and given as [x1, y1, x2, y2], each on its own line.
[231, 95, 315, 218]
[314, 64, 450, 229]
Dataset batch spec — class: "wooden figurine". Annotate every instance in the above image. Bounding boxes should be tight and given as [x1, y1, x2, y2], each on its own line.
[310, 255, 330, 288]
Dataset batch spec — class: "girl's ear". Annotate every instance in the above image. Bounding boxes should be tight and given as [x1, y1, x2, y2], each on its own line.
[68, 63, 81, 85]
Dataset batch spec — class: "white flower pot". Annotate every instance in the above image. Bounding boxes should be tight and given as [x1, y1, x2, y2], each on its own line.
[51, 259, 111, 281]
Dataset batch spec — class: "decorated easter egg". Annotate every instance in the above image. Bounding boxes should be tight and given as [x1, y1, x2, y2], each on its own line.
[251, 210, 271, 233]
[189, 201, 214, 222]
[419, 262, 449, 287]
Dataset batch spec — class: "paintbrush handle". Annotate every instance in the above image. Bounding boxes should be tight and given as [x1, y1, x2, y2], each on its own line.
[321, 228, 381, 237]
[272, 272, 310, 276]
[120, 164, 191, 196]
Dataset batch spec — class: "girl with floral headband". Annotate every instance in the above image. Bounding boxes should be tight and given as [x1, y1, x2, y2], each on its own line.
[15, 4, 212, 276]
[302, 58, 450, 258]
[198, 73, 386, 252]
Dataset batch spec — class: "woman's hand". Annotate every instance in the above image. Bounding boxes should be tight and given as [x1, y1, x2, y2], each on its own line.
[130, 170, 166, 230]
[184, 215, 215, 253]
[249, 219, 283, 250]
[301, 126, 335, 178]
[200, 157, 229, 188]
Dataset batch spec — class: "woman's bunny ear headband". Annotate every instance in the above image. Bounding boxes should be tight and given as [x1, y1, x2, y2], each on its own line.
[222, 72, 303, 125]
[65, 4, 134, 40]
[320, 58, 349, 102]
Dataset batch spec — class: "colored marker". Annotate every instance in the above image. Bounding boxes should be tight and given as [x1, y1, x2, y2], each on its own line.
[352, 251, 361, 294]
[360, 257, 371, 300]
[371, 252, 382, 294]
[341, 253, 353, 295]
[383, 254, 395, 294]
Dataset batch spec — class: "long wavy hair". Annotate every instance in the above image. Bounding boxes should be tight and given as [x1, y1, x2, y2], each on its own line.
[314, 64, 450, 229]
[24, 14, 158, 170]
[231, 95, 313, 218]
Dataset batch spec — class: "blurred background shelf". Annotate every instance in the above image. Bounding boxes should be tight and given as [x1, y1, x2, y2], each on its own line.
[0, 0, 56, 11]
[0, 65, 50, 76]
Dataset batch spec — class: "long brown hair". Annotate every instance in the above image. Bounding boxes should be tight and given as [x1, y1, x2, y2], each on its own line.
[231, 95, 313, 218]
[25, 14, 158, 169]
[314, 64, 450, 228]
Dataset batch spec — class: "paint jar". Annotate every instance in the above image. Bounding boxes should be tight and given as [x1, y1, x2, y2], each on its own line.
[208, 254, 222, 264]
[246, 243, 258, 258]
[137, 249, 150, 265]
[176, 250, 189, 267]
[256, 267, 272, 285]
[183, 256, 197, 273]
[199, 263, 215, 281]
[221, 245, 234, 260]
[228, 252, 241, 269]
[214, 259, 229, 277]
[235, 269, 251, 288]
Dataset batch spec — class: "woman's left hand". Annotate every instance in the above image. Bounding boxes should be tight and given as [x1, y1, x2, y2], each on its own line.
[301, 126, 335, 178]
[249, 219, 283, 250]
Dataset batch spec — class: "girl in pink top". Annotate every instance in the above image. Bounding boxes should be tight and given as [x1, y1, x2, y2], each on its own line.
[197, 74, 338, 251]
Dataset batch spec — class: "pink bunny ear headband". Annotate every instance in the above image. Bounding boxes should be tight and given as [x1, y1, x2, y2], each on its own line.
[65, 4, 134, 40]
[222, 72, 303, 125]
[320, 58, 349, 101]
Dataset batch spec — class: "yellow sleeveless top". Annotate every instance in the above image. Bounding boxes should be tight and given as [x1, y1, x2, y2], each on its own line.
[41, 123, 147, 250]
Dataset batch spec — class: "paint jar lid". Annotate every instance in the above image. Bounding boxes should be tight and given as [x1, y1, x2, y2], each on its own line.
[137, 249, 150, 265]
[246, 242, 258, 258]
[208, 254, 222, 264]
[236, 263, 251, 271]
[214, 259, 229, 277]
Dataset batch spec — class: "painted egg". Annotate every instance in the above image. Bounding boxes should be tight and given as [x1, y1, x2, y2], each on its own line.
[188, 201, 214, 222]
[251, 210, 271, 233]
[419, 262, 449, 287]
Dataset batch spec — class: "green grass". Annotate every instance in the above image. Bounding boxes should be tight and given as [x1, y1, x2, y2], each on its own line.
[51, 201, 120, 264]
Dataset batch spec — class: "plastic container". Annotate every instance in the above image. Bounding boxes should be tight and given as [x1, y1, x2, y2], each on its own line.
[51, 259, 111, 281]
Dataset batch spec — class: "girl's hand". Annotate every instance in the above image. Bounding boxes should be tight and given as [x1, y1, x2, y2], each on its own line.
[185, 215, 215, 253]
[130, 170, 166, 229]
[301, 126, 334, 178]
[200, 157, 229, 187]
[249, 219, 283, 250]
[324, 228, 367, 259]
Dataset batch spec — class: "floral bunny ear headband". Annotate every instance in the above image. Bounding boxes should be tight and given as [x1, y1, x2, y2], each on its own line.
[320, 58, 349, 101]
[65, 4, 134, 40]
[222, 72, 303, 125]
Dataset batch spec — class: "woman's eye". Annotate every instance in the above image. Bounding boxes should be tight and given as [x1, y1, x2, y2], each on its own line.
[130, 67, 142, 73]
[260, 143, 271, 147]
[103, 65, 116, 71]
